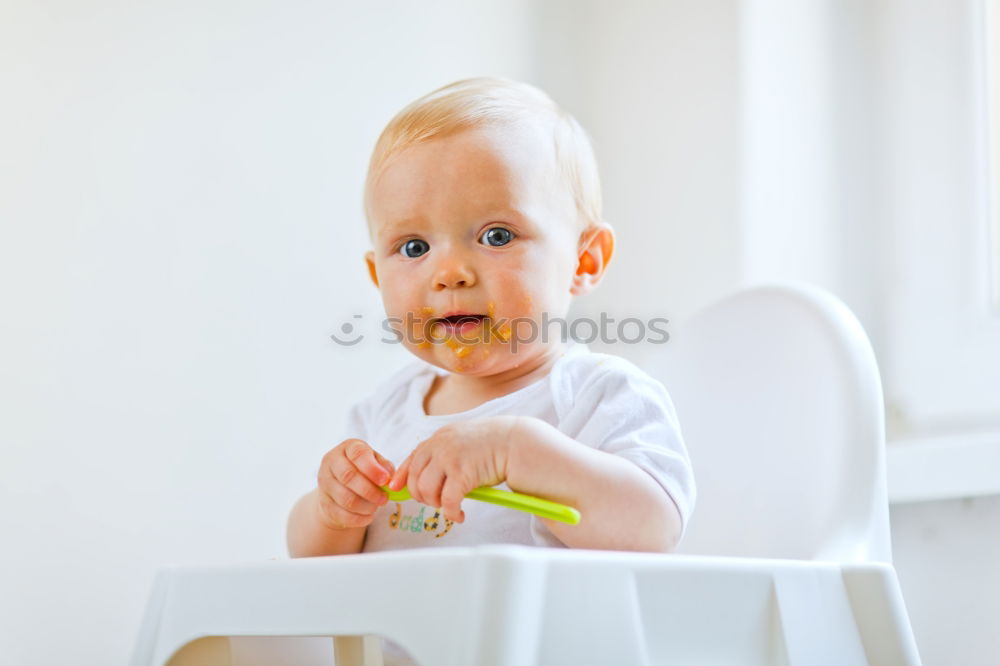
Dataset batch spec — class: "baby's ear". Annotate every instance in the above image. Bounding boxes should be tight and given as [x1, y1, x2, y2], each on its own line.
[570, 222, 615, 296]
[364, 251, 380, 288]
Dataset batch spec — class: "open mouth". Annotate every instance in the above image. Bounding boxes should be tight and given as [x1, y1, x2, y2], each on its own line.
[433, 313, 487, 336]
[440, 314, 486, 325]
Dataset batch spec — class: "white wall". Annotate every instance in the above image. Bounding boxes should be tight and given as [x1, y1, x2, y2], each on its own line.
[2, 1, 997, 664]
[532, 0, 742, 378]
[0, 2, 536, 663]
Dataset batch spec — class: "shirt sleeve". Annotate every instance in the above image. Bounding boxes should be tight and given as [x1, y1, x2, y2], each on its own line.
[567, 359, 697, 539]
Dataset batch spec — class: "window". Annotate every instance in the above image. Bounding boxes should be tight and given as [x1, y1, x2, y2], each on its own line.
[989, 0, 1000, 312]
[879, 0, 1000, 440]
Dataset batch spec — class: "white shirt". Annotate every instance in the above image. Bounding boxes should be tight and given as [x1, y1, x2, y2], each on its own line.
[339, 340, 696, 552]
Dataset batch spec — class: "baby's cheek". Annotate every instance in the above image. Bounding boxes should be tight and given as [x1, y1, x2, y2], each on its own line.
[493, 277, 534, 314]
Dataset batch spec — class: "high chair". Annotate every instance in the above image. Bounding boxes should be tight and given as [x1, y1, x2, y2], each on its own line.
[131, 282, 922, 665]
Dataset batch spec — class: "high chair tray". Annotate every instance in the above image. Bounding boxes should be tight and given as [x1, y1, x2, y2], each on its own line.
[131, 544, 920, 666]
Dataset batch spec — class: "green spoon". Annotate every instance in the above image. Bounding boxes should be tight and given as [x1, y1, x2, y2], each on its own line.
[380, 485, 581, 525]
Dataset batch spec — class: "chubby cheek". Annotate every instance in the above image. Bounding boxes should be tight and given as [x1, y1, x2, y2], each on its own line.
[378, 276, 429, 340]
[383, 308, 436, 350]
[493, 270, 567, 343]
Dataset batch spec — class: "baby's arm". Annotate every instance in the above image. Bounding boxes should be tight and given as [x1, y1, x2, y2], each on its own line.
[286, 489, 367, 556]
[286, 439, 394, 557]
[506, 416, 683, 553]
[389, 415, 683, 552]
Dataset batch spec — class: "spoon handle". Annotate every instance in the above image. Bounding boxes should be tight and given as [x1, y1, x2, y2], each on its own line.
[380, 485, 581, 525]
[466, 487, 581, 525]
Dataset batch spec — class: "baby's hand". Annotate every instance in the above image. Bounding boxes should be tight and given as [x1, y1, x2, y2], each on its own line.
[316, 439, 395, 531]
[388, 416, 519, 524]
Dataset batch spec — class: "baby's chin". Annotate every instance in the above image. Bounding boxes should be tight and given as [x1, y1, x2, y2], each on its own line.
[408, 338, 543, 376]
[409, 339, 499, 374]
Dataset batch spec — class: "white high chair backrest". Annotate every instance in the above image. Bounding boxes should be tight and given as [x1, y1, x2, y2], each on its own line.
[648, 283, 892, 562]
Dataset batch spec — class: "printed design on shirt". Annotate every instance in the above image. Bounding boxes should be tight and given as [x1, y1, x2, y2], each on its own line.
[388, 502, 455, 539]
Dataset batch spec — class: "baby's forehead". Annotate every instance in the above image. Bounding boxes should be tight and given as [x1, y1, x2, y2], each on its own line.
[370, 123, 576, 232]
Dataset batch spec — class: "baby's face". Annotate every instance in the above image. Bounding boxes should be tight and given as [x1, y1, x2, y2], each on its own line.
[365, 122, 583, 375]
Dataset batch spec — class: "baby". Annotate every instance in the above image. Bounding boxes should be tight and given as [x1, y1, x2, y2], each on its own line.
[286, 77, 695, 558]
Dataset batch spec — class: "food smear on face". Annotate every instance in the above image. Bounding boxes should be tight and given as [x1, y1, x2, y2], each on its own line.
[442, 332, 476, 357]
[422, 315, 489, 358]
[417, 307, 437, 346]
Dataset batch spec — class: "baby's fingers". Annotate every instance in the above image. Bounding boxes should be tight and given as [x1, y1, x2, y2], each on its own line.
[316, 488, 377, 530]
[373, 451, 396, 481]
[332, 460, 389, 508]
[329, 480, 382, 515]
[388, 456, 411, 491]
[345, 440, 392, 486]
[329, 444, 387, 507]
[440, 478, 467, 524]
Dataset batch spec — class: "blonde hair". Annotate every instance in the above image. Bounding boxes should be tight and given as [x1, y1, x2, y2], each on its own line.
[363, 76, 602, 234]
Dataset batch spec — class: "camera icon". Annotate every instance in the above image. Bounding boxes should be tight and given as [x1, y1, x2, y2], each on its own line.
[330, 315, 365, 346]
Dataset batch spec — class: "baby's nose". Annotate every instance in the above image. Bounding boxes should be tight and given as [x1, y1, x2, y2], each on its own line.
[432, 256, 477, 289]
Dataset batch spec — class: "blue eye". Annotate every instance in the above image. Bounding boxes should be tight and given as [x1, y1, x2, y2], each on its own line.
[481, 227, 514, 247]
[400, 239, 429, 258]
